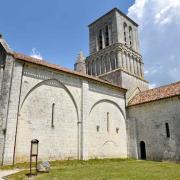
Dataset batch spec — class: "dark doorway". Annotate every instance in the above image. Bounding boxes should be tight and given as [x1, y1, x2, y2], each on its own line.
[140, 141, 146, 160]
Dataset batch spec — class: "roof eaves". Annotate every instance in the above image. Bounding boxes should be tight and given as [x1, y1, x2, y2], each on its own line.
[128, 81, 180, 107]
[128, 94, 179, 107]
[13, 52, 127, 92]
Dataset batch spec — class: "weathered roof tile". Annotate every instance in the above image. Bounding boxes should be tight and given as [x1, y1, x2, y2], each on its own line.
[128, 81, 180, 106]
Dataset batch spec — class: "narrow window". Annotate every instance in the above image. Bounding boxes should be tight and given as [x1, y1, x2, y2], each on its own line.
[52, 103, 55, 128]
[116, 128, 119, 134]
[110, 54, 115, 70]
[105, 25, 109, 47]
[87, 62, 89, 74]
[96, 58, 100, 75]
[105, 55, 110, 72]
[100, 56, 104, 74]
[0, 52, 5, 70]
[107, 112, 109, 132]
[165, 123, 170, 138]
[124, 23, 127, 45]
[99, 29, 103, 50]
[90, 62, 93, 75]
[129, 27, 133, 47]
[92, 60, 96, 76]
[96, 125, 100, 132]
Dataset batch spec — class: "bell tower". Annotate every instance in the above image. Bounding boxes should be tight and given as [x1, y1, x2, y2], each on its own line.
[86, 8, 148, 100]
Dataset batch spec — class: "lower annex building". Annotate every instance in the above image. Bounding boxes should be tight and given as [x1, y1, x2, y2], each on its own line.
[0, 8, 179, 165]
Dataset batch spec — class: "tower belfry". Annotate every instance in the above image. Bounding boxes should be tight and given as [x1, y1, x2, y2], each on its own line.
[85, 8, 148, 99]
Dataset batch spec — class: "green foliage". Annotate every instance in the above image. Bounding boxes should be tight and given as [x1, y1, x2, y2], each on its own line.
[6, 159, 180, 180]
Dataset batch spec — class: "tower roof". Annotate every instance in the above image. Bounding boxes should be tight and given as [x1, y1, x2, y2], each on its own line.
[88, 8, 138, 27]
[76, 51, 85, 63]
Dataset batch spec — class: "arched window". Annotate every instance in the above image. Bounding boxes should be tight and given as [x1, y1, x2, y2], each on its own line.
[128, 54, 132, 73]
[105, 54, 110, 72]
[99, 29, 103, 50]
[105, 25, 109, 47]
[124, 23, 127, 45]
[115, 54, 118, 68]
[86, 62, 89, 74]
[129, 26, 133, 48]
[165, 123, 170, 138]
[101, 56, 105, 74]
[96, 58, 100, 75]
[110, 52, 116, 70]
[87, 62, 91, 75]
[92, 60, 96, 76]
[137, 58, 141, 76]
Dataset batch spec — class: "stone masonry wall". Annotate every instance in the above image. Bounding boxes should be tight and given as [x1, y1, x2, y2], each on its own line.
[120, 70, 148, 101]
[116, 11, 140, 53]
[0, 55, 17, 165]
[89, 11, 117, 54]
[87, 85, 127, 158]
[2, 60, 127, 165]
[99, 69, 149, 102]
[128, 96, 180, 161]
[83, 82, 127, 159]
[2, 60, 23, 165]
[14, 63, 82, 163]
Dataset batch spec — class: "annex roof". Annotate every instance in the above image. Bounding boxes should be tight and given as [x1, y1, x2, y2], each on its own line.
[13, 52, 127, 92]
[128, 81, 180, 106]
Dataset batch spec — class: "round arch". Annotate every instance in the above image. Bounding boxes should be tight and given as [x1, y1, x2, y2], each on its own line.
[88, 98, 127, 158]
[20, 78, 79, 121]
[89, 99, 126, 120]
[15, 78, 80, 163]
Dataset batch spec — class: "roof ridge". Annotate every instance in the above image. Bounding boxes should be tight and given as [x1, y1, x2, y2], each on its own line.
[140, 81, 180, 94]
[128, 81, 180, 106]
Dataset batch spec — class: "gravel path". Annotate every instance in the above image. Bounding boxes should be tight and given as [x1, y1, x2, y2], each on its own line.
[0, 169, 22, 179]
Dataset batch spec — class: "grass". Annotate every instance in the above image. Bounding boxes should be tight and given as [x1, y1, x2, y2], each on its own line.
[0, 162, 30, 171]
[5, 159, 180, 180]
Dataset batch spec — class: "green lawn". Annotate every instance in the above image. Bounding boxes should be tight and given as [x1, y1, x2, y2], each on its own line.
[6, 159, 180, 180]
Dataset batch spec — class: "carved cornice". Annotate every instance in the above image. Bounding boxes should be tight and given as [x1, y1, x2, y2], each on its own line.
[86, 43, 142, 62]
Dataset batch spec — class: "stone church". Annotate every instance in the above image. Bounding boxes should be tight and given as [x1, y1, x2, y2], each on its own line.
[0, 8, 179, 165]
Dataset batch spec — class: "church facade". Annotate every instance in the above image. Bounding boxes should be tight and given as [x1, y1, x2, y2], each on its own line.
[0, 8, 179, 165]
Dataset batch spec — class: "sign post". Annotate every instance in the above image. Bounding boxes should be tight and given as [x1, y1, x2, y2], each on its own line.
[29, 139, 39, 176]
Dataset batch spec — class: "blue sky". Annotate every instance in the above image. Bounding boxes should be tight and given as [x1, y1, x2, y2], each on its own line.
[0, 0, 134, 69]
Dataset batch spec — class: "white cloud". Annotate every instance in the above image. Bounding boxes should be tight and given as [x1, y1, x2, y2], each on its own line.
[128, 0, 180, 87]
[149, 83, 157, 89]
[144, 70, 149, 74]
[30, 48, 43, 60]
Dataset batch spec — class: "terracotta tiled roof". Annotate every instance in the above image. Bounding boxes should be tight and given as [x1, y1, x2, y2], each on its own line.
[13, 52, 126, 92]
[128, 81, 180, 106]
